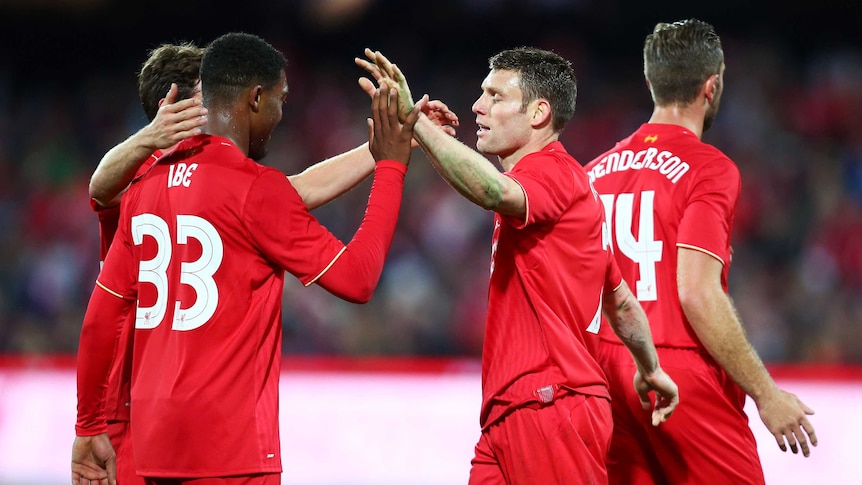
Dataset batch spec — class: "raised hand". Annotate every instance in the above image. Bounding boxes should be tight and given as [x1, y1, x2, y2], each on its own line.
[146, 82, 208, 150]
[358, 77, 457, 147]
[756, 389, 817, 457]
[368, 83, 429, 166]
[634, 367, 680, 426]
[356, 49, 416, 123]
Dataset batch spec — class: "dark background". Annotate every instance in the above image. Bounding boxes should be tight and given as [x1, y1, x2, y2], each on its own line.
[0, 0, 860, 361]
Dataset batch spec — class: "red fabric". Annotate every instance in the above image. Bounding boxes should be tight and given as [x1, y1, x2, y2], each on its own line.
[108, 420, 146, 485]
[479, 142, 614, 429]
[90, 150, 161, 424]
[75, 285, 133, 436]
[585, 123, 740, 348]
[469, 393, 612, 484]
[90, 134, 404, 477]
[597, 344, 764, 485]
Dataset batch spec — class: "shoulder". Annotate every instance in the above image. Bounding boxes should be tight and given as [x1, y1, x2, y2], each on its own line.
[689, 142, 739, 181]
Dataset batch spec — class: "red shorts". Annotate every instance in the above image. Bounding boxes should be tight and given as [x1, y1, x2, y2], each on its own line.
[144, 474, 280, 485]
[468, 392, 612, 485]
[107, 420, 145, 485]
[597, 344, 765, 485]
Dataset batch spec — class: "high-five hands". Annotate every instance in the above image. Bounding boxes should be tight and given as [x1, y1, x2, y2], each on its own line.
[356, 49, 419, 124]
[356, 55, 459, 148]
[368, 83, 428, 166]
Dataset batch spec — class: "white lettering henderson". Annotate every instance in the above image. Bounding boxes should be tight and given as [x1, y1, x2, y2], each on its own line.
[588, 147, 689, 184]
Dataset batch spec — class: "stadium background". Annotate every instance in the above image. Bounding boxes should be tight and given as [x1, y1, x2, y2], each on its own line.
[0, 0, 860, 483]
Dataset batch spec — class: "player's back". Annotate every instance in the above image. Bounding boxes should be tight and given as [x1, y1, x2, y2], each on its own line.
[585, 123, 740, 349]
[118, 134, 293, 476]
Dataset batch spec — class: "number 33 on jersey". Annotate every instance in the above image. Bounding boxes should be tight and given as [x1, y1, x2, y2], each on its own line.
[132, 213, 224, 331]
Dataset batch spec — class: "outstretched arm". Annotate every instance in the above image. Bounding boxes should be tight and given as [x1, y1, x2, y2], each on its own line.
[314, 85, 428, 302]
[603, 279, 679, 426]
[678, 247, 817, 456]
[288, 78, 459, 211]
[90, 83, 207, 207]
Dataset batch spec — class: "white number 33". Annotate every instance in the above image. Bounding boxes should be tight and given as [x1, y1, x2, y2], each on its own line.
[131, 214, 224, 331]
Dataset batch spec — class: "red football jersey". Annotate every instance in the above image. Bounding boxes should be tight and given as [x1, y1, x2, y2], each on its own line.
[480, 141, 620, 429]
[90, 150, 161, 423]
[585, 123, 740, 348]
[94, 135, 395, 477]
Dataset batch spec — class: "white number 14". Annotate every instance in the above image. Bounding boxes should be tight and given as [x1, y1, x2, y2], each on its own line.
[599, 191, 663, 301]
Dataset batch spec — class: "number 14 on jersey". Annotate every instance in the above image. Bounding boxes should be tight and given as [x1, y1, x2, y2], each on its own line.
[599, 191, 663, 301]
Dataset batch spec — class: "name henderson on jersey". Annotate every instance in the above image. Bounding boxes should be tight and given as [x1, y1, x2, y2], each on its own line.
[587, 146, 690, 185]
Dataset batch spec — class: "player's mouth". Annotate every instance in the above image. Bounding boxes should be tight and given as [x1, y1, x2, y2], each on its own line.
[476, 123, 489, 137]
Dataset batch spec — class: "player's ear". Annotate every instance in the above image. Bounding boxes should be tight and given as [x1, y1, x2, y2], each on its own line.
[530, 99, 552, 129]
[248, 85, 263, 112]
[704, 74, 720, 103]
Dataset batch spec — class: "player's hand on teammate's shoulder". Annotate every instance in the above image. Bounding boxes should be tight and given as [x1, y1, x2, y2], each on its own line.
[144, 83, 208, 150]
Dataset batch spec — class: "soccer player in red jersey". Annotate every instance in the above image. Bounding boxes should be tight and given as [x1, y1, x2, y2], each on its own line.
[585, 19, 818, 485]
[81, 40, 458, 485]
[358, 47, 679, 484]
[72, 32, 426, 485]
[86, 42, 208, 485]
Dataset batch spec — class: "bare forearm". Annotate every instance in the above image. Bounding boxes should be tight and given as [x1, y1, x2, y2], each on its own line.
[684, 289, 777, 401]
[414, 116, 509, 210]
[288, 143, 376, 210]
[90, 129, 159, 206]
[604, 287, 658, 375]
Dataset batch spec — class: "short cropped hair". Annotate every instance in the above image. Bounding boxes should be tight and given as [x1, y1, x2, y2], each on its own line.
[200, 32, 286, 106]
[489, 47, 577, 132]
[137, 42, 205, 121]
[643, 19, 724, 106]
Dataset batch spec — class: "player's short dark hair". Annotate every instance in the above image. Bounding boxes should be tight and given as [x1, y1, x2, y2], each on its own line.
[138, 42, 204, 122]
[643, 19, 724, 106]
[489, 47, 577, 132]
[200, 32, 287, 106]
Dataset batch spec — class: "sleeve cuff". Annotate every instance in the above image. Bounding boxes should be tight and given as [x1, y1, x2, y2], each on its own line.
[374, 160, 408, 175]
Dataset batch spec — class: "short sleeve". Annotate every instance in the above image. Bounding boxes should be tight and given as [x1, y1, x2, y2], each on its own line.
[97, 196, 139, 300]
[503, 153, 577, 229]
[677, 157, 740, 265]
[244, 170, 346, 285]
[604, 252, 623, 293]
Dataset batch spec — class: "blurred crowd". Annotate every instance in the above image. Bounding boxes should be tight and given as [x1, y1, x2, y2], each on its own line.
[0, 1, 859, 362]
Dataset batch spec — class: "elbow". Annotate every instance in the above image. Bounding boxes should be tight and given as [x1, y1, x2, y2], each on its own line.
[677, 283, 712, 322]
[474, 181, 511, 211]
[89, 178, 105, 203]
[473, 188, 503, 211]
[327, 279, 378, 304]
[89, 178, 115, 207]
[341, 286, 375, 304]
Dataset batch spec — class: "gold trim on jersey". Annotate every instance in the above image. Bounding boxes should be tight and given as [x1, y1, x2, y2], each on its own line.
[676, 243, 725, 265]
[96, 280, 126, 299]
[306, 246, 347, 286]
